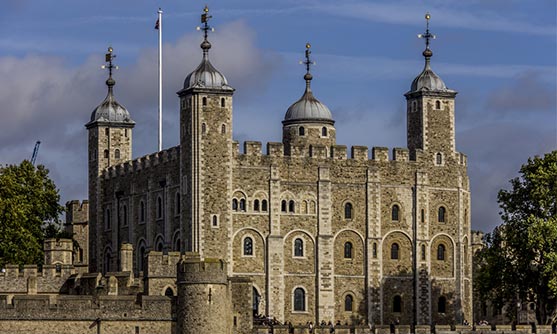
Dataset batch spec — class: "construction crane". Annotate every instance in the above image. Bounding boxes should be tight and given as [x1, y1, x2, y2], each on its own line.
[31, 141, 41, 166]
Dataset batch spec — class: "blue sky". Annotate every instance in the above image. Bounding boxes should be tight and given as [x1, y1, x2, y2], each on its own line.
[0, 0, 555, 233]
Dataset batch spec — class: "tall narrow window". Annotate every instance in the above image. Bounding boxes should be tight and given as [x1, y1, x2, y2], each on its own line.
[344, 203, 353, 219]
[437, 244, 446, 260]
[114, 149, 120, 160]
[105, 128, 109, 136]
[104, 149, 109, 159]
[104, 250, 111, 273]
[293, 288, 306, 311]
[140, 201, 145, 222]
[125, 129, 128, 137]
[157, 196, 163, 219]
[261, 200, 268, 212]
[344, 242, 353, 259]
[438, 296, 446, 313]
[294, 238, 304, 257]
[232, 198, 238, 211]
[322, 127, 327, 137]
[202, 123, 206, 135]
[393, 295, 402, 312]
[221, 124, 226, 134]
[344, 295, 353, 312]
[421, 209, 425, 223]
[436, 152, 442, 165]
[243, 237, 253, 256]
[289, 200, 295, 213]
[391, 243, 399, 260]
[175, 192, 181, 214]
[435, 100, 441, 109]
[239, 199, 246, 212]
[281, 200, 287, 212]
[299, 127, 305, 136]
[421, 244, 426, 261]
[105, 208, 111, 230]
[392, 204, 400, 221]
[438, 206, 446, 223]
[372, 243, 377, 258]
[122, 205, 128, 226]
[212, 215, 218, 227]
[202, 96, 207, 106]
[221, 97, 225, 107]
[138, 244, 146, 272]
[254, 200, 260, 212]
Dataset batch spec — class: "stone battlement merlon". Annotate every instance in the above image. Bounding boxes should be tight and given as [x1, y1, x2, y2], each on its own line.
[103, 145, 180, 180]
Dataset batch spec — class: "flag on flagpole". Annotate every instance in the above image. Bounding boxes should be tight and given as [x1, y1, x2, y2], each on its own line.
[155, 18, 160, 30]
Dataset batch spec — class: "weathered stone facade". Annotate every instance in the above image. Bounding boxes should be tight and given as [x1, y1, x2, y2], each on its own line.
[83, 9, 473, 328]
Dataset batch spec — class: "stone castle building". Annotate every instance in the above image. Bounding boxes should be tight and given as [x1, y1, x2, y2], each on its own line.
[85, 8, 472, 326]
[0, 8, 476, 334]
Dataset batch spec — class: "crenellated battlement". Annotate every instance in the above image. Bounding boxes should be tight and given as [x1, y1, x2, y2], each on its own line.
[103, 145, 180, 180]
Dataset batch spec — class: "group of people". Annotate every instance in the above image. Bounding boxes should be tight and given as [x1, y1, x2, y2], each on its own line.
[253, 315, 349, 333]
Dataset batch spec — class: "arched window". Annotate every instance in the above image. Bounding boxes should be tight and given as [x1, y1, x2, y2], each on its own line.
[322, 127, 327, 137]
[122, 205, 128, 226]
[156, 239, 164, 252]
[436, 152, 442, 165]
[104, 149, 109, 159]
[261, 200, 268, 212]
[239, 199, 246, 211]
[77, 247, 84, 263]
[114, 149, 120, 160]
[438, 296, 446, 313]
[232, 199, 238, 211]
[344, 294, 353, 312]
[140, 201, 145, 222]
[165, 287, 174, 297]
[202, 123, 206, 135]
[104, 250, 111, 273]
[175, 238, 181, 251]
[294, 238, 304, 257]
[293, 288, 306, 311]
[392, 204, 400, 221]
[253, 287, 261, 315]
[175, 192, 181, 215]
[421, 244, 426, 261]
[299, 127, 305, 136]
[221, 97, 225, 108]
[221, 124, 226, 134]
[438, 206, 446, 222]
[212, 215, 218, 227]
[289, 200, 295, 213]
[105, 208, 111, 230]
[202, 96, 207, 106]
[138, 243, 146, 272]
[372, 243, 377, 258]
[157, 196, 163, 219]
[391, 243, 399, 260]
[254, 199, 260, 212]
[243, 237, 253, 256]
[281, 200, 287, 212]
[393, 295, 402, 312]
[437, 244, 446, 260]
[344, 242, 353, 259]
[344, 202, 353, 219]
[436, 100, 441, 109]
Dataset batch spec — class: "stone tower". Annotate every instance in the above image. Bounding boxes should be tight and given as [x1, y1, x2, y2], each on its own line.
[85, 47, 135, 272]
[282, 43, 336, 156]
[177, 6, 235, 259]
[405, 13, 457, 161]
[176, 254, 230, 334]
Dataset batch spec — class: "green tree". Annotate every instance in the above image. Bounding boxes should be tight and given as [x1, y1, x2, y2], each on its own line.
[0, 160, 64, 267]
[475, 151, 557, 324]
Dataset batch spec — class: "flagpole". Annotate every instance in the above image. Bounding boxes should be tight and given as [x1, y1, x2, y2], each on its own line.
[157, 8, 163, 152]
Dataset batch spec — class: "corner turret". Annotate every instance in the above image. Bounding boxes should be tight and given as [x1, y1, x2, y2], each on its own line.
[282, 43, 336, 156]
[405, 13, 457, 160]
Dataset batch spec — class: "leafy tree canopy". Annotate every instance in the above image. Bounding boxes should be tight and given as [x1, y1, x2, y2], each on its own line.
[475, 151, 557, 325]
[0, 160, 64, 267]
